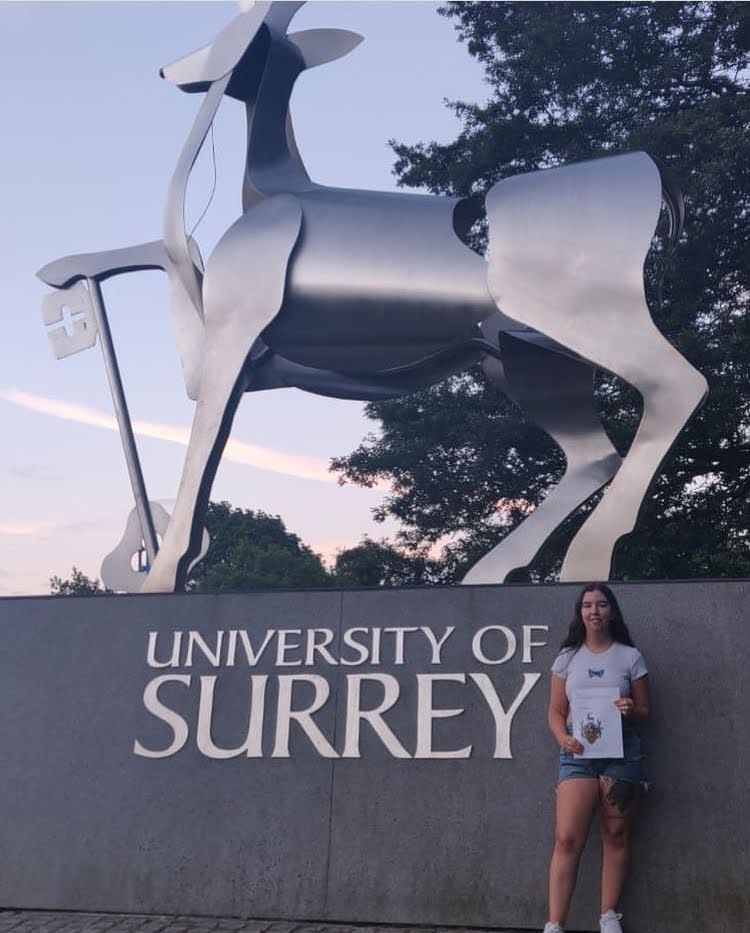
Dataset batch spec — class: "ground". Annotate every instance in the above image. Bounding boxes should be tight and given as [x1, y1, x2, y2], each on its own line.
[0, 914, 527, 933]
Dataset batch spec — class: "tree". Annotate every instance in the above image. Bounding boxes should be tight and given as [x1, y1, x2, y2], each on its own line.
[333, 2, 750, 582]
[333, 538, 433, 587]
[50, 566, 106, 596]
[187, 501, 332, 591]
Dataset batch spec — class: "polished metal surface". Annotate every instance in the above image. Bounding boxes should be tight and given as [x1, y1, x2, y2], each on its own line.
[42, 271, 159, 568]
[38, 238, 206, 399]
[100, 502, 209, 593]
[463, 333, 622, 585]
[39, 1, 707, 591]
[267, 190, 505, 372]
[86, 277, 160, 566]
[42, 281, 98, 360]
[483, 153, 708, 580]
[38, 241, 203, 585]
[163, 76, 228, 329]
[143, 192, 303, 593]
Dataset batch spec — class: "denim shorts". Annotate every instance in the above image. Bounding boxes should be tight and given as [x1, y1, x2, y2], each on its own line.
[558, 722, 647, 785]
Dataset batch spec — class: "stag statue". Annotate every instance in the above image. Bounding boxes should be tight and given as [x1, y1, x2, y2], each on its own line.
[38, 1, 707, 593]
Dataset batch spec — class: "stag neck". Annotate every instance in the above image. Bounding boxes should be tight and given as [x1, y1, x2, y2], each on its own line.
[241, 24, 314, 207]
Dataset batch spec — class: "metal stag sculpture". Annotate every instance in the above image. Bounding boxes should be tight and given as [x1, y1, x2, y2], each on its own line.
[38, 1, 707, 593]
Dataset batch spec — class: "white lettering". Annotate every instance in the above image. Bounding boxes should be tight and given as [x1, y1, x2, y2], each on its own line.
[383, 627, 419, 665]
[470, 672, 541, 758]
[471, 625, 517, 665]
[134, 675, 191, 758]
[415, 674, 472, 759]
[185, 630, 224, 667]
[271, 675, 337, 758]
[342, 674, 410, 759]
[275, 629, 303, 666]
[420, 626, 454, 664]
[340, 627, 369, 666]
[305, 628, 338, 666]
[227, 629, 275, 666]
[522, 625, 549, 663]
[146, 630, 182, 668]
[371, 627, 382, 665]
[196, 675, 267, 758]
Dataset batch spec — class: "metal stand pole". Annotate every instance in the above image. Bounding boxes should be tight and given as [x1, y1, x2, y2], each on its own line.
[86, 277, 159, 566]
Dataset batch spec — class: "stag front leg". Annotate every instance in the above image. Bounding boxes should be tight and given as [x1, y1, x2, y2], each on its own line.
[141, 344, 250, 592]
[462, 336, 621, 585]
[142, 194, 303, 592]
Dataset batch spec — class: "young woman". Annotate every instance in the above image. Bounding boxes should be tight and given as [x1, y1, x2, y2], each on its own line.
[542, 583, 650, 933]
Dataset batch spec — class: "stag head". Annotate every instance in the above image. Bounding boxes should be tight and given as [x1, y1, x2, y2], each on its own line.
[160, 1, 363, 100]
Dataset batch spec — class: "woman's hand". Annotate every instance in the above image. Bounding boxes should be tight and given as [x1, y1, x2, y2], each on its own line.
[614, 696, 635, 718]
[549, 674, 584, 753]
[615, 677, 651, 721]
[560, 735, 584, 755]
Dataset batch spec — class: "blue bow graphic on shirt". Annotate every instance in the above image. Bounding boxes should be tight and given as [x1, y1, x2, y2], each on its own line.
[588, 668, 604, 678]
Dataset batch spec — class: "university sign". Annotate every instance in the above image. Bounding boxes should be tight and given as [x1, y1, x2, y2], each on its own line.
[136, 623, 549, 760]
[0, 582, 746, 933]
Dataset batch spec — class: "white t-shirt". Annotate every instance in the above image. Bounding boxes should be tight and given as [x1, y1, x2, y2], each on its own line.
[551, 642, 648, 703]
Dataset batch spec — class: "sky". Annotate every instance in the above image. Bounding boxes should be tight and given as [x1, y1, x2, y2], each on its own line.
[0, 1, 488, 595]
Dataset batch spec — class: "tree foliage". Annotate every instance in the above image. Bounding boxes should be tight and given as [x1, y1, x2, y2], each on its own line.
[50, 566, 106, 596]
[49, 504, 430, 597]
[333, 537, 433, 587]
[333, 2, 750, 582]
[187, 501, 332, 592]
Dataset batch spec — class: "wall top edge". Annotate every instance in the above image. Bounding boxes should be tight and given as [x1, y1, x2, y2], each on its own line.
[3, 576, 750, 604]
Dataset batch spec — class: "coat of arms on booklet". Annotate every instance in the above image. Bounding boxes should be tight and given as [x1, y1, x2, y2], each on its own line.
[571, 688, 623, 758]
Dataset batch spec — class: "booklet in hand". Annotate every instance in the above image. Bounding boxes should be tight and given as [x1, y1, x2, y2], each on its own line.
[571, 688, 623, 759]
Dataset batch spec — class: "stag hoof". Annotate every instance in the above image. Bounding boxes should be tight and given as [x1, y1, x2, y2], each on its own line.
[140, 553, 180, 593]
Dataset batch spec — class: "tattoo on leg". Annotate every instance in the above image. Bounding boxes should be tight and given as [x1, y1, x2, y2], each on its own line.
[606, 779, 637, 813]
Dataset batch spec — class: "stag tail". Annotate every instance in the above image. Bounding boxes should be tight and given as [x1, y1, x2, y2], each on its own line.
[652, 156, 685, 245]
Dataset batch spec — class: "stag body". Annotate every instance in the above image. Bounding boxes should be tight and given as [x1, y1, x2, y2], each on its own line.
[268, 190, 499, 371]
[39, 2, 707, 593]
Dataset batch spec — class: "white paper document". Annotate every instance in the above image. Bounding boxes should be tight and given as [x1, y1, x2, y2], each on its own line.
[571, 688, 623, 759]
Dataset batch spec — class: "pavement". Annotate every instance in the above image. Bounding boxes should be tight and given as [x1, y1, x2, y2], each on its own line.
[0, 915, 529, 933]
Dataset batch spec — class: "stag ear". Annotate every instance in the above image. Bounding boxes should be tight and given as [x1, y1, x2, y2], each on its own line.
[288, 29, 363, 69]
[161, 3, 271, 90]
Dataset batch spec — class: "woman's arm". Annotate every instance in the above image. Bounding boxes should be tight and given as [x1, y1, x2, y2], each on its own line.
[548, 674, 583, 752]
[614, 674, 651, 722]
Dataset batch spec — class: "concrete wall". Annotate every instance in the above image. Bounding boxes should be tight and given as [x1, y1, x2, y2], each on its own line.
[0, 580, 746, 932]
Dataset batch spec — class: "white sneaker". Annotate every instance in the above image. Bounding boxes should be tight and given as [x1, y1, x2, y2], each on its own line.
[543, 924, 564, 933]
[600, 909, 624, 933]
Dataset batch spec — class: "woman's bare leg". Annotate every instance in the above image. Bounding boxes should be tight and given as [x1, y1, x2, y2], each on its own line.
[599, 777, 640, 913]
[548, 778, 599, 924]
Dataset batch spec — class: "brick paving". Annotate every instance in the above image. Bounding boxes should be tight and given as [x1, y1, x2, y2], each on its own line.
[0, 914, 528, 933]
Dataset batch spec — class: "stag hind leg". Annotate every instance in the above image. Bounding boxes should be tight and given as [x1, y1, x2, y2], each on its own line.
[485, 152, 707, 581]
[142, 195, 303, 592]
[560, 334, 706, 581]
[462, 335, 621, 584]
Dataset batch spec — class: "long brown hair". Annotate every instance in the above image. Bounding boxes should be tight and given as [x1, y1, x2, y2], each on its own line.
[560, 582, 635, 650]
